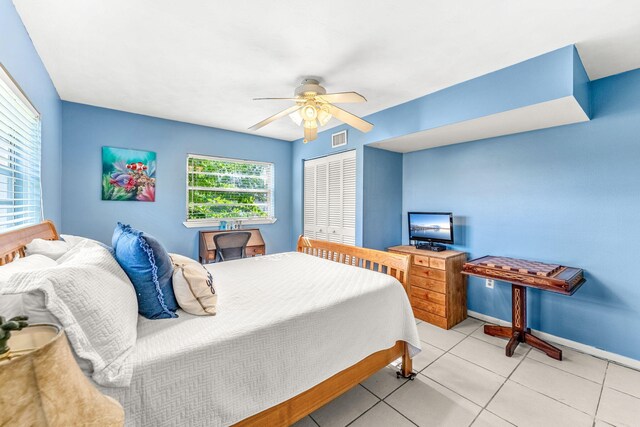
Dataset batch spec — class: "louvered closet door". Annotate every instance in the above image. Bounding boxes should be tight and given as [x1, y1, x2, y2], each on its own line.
[303, 162, 316, 239]
[304, 150, 356, 245]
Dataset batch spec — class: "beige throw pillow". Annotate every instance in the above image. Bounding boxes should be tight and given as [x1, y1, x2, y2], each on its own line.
[170, 253, 217, 315]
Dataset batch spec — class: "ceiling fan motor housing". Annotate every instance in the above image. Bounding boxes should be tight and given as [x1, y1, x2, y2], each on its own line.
[295, 79, 326, 97]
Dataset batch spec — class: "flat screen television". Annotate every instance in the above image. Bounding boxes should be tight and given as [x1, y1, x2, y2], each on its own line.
[408, 212, 454, 246]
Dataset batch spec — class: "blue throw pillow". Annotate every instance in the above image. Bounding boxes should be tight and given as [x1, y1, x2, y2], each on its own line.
[112, 223, 178, 319]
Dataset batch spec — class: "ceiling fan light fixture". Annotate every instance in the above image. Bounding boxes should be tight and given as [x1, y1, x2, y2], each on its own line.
[250, 79, 373, 141]
[301, 104, 318, 121]
[289, 109, 303, 126]
[317, 106, 332, 126]
[303, 119, 318, 129]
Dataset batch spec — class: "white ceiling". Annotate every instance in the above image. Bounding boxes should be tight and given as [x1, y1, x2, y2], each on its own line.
[13, 0, 640, 141]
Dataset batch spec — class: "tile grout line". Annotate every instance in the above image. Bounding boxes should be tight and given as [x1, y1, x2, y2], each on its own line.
[308, 413, 321, 427]
[416, 321, 608, 424]
[506, 357, 604, 418]
[379, 400, 420, 427]
[374, 341, 455, 426]
[343, 398, 382, 427]
[516, 355, 604, 385]
[525, 351, 609, 384]
[464, 323, 603, 421]
[446, 340, 530, 378]
[593, 362, 609, 426]
[466, 342, 531, 427]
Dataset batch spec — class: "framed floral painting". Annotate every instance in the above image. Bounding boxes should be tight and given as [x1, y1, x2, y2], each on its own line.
[102, 147, 156, 202]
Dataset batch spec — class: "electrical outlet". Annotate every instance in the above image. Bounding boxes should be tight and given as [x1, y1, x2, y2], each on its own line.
[486, 279, 495, 289]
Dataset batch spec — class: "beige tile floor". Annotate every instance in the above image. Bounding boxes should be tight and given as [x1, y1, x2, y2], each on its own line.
[293, 317, 640, 427]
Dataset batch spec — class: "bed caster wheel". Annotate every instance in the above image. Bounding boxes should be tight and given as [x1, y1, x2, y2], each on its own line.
[396, 371, 417, 380]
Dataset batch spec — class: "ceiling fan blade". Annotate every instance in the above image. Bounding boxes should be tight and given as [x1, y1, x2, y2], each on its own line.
[326, 104, 373, 133]
[253, 97, 302, 101]
[317, 92, 366, 103]
[249, 105, 301, 131]
[304, 126, 318, 143]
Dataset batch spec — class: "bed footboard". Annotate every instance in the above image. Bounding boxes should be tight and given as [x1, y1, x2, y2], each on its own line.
[296, 235, 411, 293]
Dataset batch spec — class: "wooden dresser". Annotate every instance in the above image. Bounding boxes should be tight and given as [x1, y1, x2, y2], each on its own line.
[388, 245, 467, 329]
[199, 229, 265, 264]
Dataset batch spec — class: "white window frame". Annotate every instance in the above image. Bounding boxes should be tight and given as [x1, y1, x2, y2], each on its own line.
[0, 63, 42, 231]
[183, 154, 276, 228]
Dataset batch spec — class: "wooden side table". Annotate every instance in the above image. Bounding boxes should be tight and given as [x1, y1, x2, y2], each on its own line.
[0, 324, 124, 426]
[463, 255, 585, 360]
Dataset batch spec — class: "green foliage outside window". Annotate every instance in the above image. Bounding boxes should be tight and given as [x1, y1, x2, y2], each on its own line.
[187, 156, 274, 221]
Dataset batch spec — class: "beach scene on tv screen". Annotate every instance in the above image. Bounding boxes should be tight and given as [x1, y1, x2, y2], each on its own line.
[410, 214, 451, 240]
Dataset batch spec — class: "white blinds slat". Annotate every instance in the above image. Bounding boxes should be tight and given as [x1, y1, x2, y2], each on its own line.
[0, 68, 42, 231]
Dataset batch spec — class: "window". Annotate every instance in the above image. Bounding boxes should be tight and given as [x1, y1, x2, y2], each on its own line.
[0, 65, 42, 231]
[185, 154, 275, 226]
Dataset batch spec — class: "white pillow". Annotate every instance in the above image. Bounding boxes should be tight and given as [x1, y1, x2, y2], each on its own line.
[170, 253, 217, 316]
[25, 238, 70, 260]
[0, 254, 58, 320]
[1, 240, 138, 387]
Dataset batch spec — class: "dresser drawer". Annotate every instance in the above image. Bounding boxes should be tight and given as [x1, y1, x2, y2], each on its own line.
[411, 287, 446, 305]
[413, 254, 446, 270]
[246, 246, 265, 256]
[413, 308, 448, 329]
[412, 297, 446, 317]
[410, 275, 446, 293]
[411, 265, 446, 282]
[413, 254, 431, 268]
[429, 257, 446, 270]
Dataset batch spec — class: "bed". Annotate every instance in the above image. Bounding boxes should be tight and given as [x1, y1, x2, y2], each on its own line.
[0, 222, 421, 427]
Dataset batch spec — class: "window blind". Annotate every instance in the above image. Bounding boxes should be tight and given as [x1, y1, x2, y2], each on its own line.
[186, 154, 275, 223]
[0, 66, 42, 231]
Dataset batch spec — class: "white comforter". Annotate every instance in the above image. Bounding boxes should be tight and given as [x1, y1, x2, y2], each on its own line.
[100, 252, 421, 427]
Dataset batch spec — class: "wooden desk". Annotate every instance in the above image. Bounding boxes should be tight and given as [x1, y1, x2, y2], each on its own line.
[462, 255, 585, 360]
[199, 229, 265, 264]
[388, 245, 467, 329]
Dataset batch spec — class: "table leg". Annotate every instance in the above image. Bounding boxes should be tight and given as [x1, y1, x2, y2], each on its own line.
[483, 283, 563, 360]
[484, 325, 511, 338]
[524, 333, 563, 360]
[506, 331, 522, 357]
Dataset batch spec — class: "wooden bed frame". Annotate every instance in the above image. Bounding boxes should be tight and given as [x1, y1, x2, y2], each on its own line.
[0, 220, 58, 264]
[236, 236, 414, 426]
[0, 223, 414, 427]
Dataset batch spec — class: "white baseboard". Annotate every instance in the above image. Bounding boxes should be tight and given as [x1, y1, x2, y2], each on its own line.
[467, 310, 640, 371]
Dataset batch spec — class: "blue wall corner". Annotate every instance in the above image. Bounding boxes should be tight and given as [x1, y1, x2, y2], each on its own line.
[573, 45, 591, 118]
[61, 102, 292, 259]
[362, 146, 403, 250]
[0, 1, 62, 225]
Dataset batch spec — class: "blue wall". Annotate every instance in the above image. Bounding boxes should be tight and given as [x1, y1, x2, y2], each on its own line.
[363, 146, 403, 250]
[0, 1, 62, 224]
[61, 102, 292, 259]
[292, 46, 587, 248]
[403, 68, 640, 360]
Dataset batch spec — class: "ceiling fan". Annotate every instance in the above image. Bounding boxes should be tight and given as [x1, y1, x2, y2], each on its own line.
[249, 79, 374, 143]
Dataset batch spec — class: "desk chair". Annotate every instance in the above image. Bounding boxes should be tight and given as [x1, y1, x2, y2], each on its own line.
[214, 231, 252, 262]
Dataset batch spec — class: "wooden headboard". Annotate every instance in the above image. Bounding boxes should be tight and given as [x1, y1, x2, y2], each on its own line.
[296, 236, 411, 292]
[0, 220, 59, 265]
